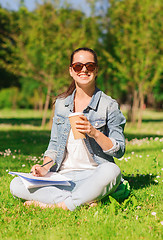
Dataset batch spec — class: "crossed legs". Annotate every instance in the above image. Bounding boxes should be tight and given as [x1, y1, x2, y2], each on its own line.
[10, 162, 121, 211]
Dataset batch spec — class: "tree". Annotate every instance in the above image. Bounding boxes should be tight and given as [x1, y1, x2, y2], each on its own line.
[153, 76, 163, 108]
[103, 0, 163, 127]
[0, 3, 100, 126]
[0, 7, 19, 89]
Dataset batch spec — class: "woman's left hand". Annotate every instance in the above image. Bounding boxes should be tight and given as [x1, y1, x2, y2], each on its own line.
[75, 115, 97, 138]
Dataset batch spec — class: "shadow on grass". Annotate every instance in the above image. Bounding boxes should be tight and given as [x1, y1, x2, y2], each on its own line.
[142, 119, 163, 123]
[0, 118, 49, 126]
[1, 129, 162, 155]
[123, 174, 157, 190]
[0, 130, 50, 155]
[101, 174, 158, 204]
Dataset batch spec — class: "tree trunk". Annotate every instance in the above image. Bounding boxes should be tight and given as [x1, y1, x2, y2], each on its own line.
[137, 84, 144, 128]
[38, 87, 43, 111]
[127, 93, 132, 122]
[41, 84, 52, 127]
[131, 89, 139, 124]
[39, 99, 43, 111]
[48, 103, 55, 129]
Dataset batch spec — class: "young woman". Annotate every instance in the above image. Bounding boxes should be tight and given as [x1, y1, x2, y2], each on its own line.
[10, 47, 126, 211]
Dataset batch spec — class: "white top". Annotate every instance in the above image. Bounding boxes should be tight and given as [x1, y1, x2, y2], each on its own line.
[59, 129, 98, 173]
[59, 129, 119, 174]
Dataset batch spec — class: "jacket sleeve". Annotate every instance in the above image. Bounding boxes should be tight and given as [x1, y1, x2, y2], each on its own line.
[43, 100, 59, 162]
[105, 101, 126, 159]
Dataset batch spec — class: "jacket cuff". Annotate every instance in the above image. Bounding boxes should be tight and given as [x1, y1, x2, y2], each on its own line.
[43, 149, 57, 162]
[103, 138, 120, 156]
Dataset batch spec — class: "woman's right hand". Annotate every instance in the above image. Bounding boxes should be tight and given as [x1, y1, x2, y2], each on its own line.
[30, 164, 48, 177]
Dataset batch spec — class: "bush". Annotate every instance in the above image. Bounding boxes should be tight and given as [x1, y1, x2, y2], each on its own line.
[0, 87, 19, 109]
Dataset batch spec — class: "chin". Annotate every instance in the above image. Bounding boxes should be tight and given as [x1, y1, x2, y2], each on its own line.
[76, 81, 95, 88]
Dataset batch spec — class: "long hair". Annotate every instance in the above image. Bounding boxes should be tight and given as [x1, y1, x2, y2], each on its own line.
[57, 47, 98, 99]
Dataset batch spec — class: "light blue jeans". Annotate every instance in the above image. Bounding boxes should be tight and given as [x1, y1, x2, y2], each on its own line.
[10, 162, 121, 211]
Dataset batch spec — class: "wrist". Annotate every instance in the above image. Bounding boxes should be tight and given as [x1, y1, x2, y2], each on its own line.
[42, 166, 49, 172]
[93, 129, 100, 140]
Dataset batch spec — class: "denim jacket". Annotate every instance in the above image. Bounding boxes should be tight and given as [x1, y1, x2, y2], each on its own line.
[44, 87, 126, 171]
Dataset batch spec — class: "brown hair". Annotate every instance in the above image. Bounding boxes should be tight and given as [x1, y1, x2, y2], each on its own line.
[57, 47, 98, 99]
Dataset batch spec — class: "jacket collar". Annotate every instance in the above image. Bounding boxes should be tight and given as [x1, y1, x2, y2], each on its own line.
[64, 87, 102, 111]
[88, 87, 101, 110]
[64, 89, 76, 112]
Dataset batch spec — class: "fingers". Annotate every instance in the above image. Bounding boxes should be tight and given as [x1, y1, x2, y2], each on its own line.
[78, 115, 87, 121]
[30, 164, 42, 177]
[75, 120, 89, 130]
[30, 164, 48, 177]
[75, 118, 95, 137]
[75, 115, 96, 138]
[75, 115, 88, 126]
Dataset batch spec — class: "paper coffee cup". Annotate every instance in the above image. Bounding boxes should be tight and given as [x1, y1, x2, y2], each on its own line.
[68, 112, 86, 139]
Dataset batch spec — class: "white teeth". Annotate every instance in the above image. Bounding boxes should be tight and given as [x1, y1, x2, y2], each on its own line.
[79, 74, 90, 77]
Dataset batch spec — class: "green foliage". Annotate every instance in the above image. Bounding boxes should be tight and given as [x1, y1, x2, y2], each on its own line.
[0, 87, 19, 109]
[0, 7, 20, 88]
[0, 3, 100, 113]
[0, 1, 162, 114]
[102, 0, 163, 120]
[2, 3, 100, 91]
[18, 77, 46, 109]
[0, 7, 12, 61]
[153, 77, 163, 104]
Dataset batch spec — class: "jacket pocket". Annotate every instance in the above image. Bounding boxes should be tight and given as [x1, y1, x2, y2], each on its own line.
[55, 115, 66, 124]
[54, 115, 66, 134]
[91, 119, 106, 131]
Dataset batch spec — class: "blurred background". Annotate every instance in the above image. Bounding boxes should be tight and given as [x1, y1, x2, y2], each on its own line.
[0, 0, 162, 127]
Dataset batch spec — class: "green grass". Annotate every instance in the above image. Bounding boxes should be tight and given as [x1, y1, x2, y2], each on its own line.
[0, 109, 163, 240]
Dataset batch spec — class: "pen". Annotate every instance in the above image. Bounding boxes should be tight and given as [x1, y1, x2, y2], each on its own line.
[30, 159, 53, 174]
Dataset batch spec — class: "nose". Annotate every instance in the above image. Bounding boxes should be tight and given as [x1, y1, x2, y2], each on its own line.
[81, 65, 88, 72]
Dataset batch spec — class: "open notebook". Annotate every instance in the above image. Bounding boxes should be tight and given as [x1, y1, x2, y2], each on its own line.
[9, 171, 71, 189]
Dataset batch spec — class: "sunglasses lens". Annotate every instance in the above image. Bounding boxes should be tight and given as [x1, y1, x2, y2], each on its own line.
[86, 63, 96, 72]
[72, 62, 96, 72]
[72, 63, 83, 72]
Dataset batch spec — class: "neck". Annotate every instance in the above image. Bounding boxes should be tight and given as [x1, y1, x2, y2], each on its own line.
[75, 84, 95, 99]
[73, 84, 95, 112]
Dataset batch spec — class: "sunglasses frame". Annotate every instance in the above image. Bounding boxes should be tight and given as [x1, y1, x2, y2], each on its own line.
[71, 62, 97, 73]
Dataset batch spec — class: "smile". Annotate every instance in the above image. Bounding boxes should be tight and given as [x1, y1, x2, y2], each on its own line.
[78, 73, 90, 77]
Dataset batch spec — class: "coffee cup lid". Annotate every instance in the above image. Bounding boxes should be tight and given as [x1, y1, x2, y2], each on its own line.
[68, 112, 84, 117]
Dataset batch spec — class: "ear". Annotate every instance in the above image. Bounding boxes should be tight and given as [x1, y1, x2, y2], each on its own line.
[69, 67, 73, 77]
[95, 67, 98, 77]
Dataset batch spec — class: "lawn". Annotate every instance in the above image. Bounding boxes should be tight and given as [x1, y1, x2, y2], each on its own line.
[0, 109, 162, 240]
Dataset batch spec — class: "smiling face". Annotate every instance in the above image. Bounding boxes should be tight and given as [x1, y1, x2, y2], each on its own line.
[69, 50, 98, 89]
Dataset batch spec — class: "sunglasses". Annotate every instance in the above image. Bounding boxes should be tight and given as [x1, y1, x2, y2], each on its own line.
[71, 62, 97, 73]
